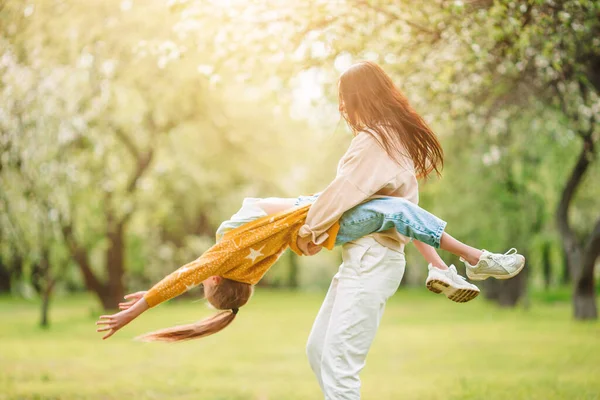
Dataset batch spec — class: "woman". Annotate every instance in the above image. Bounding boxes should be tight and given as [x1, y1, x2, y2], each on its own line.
[296, 61, 523, 399]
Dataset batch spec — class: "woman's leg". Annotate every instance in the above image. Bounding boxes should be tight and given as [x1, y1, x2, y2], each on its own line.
[306, 265, 342, 392]
[318, 236, 405, 400]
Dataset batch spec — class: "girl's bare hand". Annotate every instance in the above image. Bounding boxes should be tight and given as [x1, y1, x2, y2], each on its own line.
[119, 291, 147, 310]
[96, 294, 149, 340]
[96, 309, 136, 340]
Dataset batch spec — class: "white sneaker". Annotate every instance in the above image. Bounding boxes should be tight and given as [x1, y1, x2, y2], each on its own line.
[426, 264, 480, 303]
[462, 248, 525, 281]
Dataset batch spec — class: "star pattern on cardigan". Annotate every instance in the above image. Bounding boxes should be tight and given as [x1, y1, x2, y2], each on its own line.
[246, 245, 265, 263]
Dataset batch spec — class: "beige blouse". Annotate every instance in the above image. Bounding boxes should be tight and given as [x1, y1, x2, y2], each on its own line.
[298, 130, 419, 252]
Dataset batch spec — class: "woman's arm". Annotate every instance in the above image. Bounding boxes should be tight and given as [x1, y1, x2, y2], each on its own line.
[298, 134, 407, 252]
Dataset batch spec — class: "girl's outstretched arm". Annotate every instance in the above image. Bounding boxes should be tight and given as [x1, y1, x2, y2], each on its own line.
[96, 292, 149, 340]
[118, 291, 148, 311]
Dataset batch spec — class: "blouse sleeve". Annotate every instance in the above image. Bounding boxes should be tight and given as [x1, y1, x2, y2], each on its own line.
[298, 133, 409, 247]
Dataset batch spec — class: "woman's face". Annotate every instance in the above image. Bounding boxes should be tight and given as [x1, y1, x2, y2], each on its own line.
[338, 80, 346, 115]
[339, 100, 346, 116]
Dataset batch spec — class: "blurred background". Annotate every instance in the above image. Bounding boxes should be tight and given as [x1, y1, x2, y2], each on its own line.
[1, 1, 599, 399]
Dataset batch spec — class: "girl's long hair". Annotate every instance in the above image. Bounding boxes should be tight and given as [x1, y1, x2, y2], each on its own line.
[137, 278, 253, 343]
[338, 61, 443, 178]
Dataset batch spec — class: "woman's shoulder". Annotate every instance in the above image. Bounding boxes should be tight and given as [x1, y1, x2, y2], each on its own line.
[351, 129, 386, 150]
[355, 127, 415, 172]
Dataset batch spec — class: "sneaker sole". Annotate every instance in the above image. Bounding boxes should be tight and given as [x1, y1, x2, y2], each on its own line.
[467, 257, 526, 281]
[426, 279, 480, 303]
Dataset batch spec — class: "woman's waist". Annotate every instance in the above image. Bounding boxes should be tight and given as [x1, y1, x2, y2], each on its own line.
[344, 234, 406, 254]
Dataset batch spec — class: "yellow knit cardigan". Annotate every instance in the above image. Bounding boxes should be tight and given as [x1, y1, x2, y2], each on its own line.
[144, 204, 339, 308]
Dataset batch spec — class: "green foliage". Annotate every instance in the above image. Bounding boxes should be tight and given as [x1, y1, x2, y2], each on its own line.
[171, 0, 600, 292]
[0, 0, 339, 298]
[1, 0, 598, 312]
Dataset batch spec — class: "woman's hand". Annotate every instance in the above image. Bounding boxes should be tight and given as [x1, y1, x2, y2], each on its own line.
[307, 242, 323, 255]
[297, 236, 323, 256]
[119, 291, 147, 310]
[96, 295, 149, 340]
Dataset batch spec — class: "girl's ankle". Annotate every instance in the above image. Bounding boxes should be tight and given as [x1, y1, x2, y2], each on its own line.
[465, 255, 481, 266]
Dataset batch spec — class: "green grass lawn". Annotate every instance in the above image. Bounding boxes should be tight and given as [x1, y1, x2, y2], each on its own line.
[1, 290, 599, 400]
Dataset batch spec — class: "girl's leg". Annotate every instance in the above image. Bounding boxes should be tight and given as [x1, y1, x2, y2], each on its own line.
[337, 198, 524, 281]
[413, 240, 448, 270]
[318, 236, 405, 400]
[336, 197, 447, 248]
[256, 197, 297, 214]
[439, 233, 482, 266]
[438, 233, 524, 282]
[415, 239, 480, 303]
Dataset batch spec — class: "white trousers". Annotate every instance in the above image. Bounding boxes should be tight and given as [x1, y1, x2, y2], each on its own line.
[306, 236, 406, 400]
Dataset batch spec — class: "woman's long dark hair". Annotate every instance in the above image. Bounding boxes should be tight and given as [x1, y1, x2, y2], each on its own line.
[338, 61, 443, 178]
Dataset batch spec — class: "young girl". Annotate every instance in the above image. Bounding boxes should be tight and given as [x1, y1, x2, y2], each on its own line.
[95, 194, 523, 342]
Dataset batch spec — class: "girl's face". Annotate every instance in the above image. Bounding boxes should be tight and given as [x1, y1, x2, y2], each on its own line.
[202, 276, 222, 294]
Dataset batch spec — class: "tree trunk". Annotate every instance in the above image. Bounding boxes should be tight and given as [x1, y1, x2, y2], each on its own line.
[40, 292, 50, 328]
[38, 250, 55, 328]
[572, 219, 600, 319]
[542, 241, 552, 289]
[482, 279, 501, 301]
[0, 257, 12, 293]
[104, 222, 126, 310]
[561, 247, 571, 285]
[61, 223, 119, 310]
[556, 137, 597, 320]
[40, 279, 55, 329]
[573, 277, 596, 319]
[62, 224, 107, 294]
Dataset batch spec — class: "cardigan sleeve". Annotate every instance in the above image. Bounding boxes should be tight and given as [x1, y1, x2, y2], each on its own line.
[143, 247, 226, 308]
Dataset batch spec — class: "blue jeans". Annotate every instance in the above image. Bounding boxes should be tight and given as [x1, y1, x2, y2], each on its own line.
[295, 196, 446, 248]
